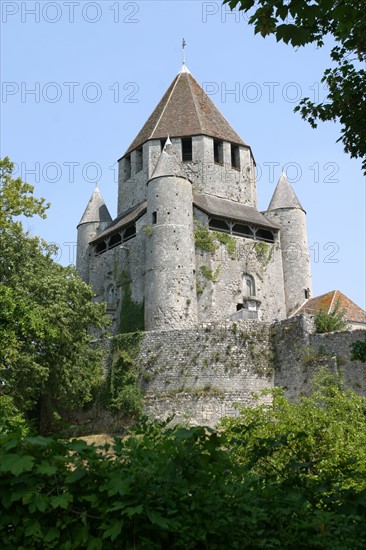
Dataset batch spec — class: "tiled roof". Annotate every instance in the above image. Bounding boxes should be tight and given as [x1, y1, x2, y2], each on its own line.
[78, 186, 112, 227]
[90, 201, 147, 243]
[268, 172, 304, 211]
[294, 290, 366, 324]
[123, 66, 246, 156]
[193, 193, 280, 230]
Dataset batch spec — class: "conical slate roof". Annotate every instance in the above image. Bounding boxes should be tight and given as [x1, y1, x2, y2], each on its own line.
[150, 137, 186, 180]
[77, 185, 112, 227]
[267, 172, 304, 211]
[124, 65, 246, 156]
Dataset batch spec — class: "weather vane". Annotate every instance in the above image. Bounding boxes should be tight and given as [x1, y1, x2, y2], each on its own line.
[182, 38, 187, 65]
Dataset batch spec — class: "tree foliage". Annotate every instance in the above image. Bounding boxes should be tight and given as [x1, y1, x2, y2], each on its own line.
[314, 299, 348, 333]
[223, 0, 366, 172]
[350, 333, 366, 363]
[222, 370, 366, 494]
[0, 396, 29, 437]
[0, 157, 109, 427]
[0, 156, 49, 229]
[2, 374, 366, 548]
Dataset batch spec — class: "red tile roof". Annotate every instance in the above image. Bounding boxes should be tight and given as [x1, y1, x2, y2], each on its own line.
[294, 290, 366, 324]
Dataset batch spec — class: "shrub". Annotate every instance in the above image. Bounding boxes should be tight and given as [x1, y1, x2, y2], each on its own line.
[351, 334, 366, 362]
[315, 300, 348, 333]
[0, 395, 29, 436]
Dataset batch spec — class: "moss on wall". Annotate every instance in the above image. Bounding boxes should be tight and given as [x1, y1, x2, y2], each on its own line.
[213, 231, 236, 259]
[200, 265, 220, 283]
[109, 332, 144, 418]
[254, 242, 274, 268]
[194, 220, 237, 260]
[119, 271, 144, 334]
[194, 221, 218, 253]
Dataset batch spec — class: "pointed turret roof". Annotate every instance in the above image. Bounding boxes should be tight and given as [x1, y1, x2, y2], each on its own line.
[150, 137, 186, 181]
[123, 66, 246, 157]
[77, 185, 112, 227]
[268, 172, 304, 212]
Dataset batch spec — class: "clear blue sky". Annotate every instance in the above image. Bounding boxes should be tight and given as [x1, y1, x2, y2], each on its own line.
[1, 0, 365, 309]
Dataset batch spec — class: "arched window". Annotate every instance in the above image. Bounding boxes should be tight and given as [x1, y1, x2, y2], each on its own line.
[243, 274, 255, 297]
[106, 284, 115, 305]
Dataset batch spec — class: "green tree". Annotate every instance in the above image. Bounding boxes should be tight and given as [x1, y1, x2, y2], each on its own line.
[221, 370, 366, 494]
[0, 396, 29, 436]
[0, 157, 109, 429]
[223, 0, 366, 172]
[0, 156, 49, 228]
[1, 415, 366, 548]
[314, 299, 348, 333]
[350, 333, 366, 362]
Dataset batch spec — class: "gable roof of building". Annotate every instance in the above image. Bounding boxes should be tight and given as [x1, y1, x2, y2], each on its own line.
[123, 65, 246, 157]
[267, 172, 304, 212]
[77, 185, 112, 227]
[293, 290, 366, 325]
[193, 193, 280, 230]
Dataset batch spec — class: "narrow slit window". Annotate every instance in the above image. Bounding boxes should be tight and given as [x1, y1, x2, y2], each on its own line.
[135, 147, 143, 173]
[124, 155, 131, 180]
[182, 137, 193, 162]
[214, 139, 223, 164]
[231, 144, 240, 170]
[152, 211, 157, 225]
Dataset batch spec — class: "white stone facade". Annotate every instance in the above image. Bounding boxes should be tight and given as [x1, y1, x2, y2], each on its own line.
[76, 67, 312, 333]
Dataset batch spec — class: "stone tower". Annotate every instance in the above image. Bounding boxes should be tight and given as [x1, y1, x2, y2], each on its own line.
[76, 65, 312, 332]
[266, 173, 312, 315]
[145, 139, 198, 330]
[76, 185, 112, 284]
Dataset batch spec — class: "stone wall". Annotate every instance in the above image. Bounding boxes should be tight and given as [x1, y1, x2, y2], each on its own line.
[70, 315, 366, 434]
[273, 315, 366, 399]
[138, 316, 366, 426]
[117, 136, 257, 218]
[137, 321, 273, 426]
[193, 211, 287, 325]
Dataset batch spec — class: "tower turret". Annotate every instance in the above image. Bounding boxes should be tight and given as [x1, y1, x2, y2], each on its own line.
[266, 173, 312, 316]
[117, 65, 257, 217]
[144, 139, 198, 330]
[76, 185, 112, 283]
